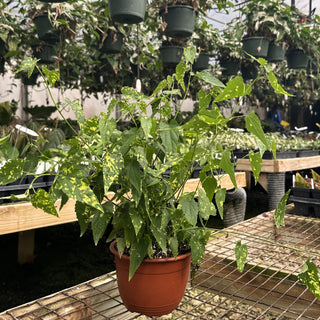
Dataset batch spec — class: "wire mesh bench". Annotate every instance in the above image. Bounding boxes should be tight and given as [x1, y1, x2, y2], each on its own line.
[1, 205, 320, 320]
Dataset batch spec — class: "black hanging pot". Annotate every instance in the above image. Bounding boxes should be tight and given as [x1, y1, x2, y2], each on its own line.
[108, 0, 147, 24]
[193, 52, 210, 71]
[161, 5, 196, 38]
[287, 49, 309, 69]
[160, 46, 184, 66]
[100, 30, 124, 54]
[241, 36, 270, 58]
[220, 59, 240, 76]
[22, 72, 38, 86]
[33, 14, 60, 43]
[0, 56, 5, 74]
[267, 41, 286, 62]
[32, 43, 57, 64]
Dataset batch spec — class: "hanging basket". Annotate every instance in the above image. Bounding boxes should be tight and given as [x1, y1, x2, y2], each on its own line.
[100, 30, 124, 54]
[220, 59, 240, 76]
[193, 52, 210, 71]
[267, 41, 286, 62]
[110, 240, 191, 317]
[241, 37, 270, 58]
[241, 63, 258, 80]
[160, 46, 184, 66]
[33, 14, 60, 43]
[32, 44, 57, 64]
[108, 0, 147, 24]
[287, 49, 309, 69]
[161, 5, 196, 38]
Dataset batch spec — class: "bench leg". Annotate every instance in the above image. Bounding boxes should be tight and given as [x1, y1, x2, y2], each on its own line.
[18, 230, 35, 264]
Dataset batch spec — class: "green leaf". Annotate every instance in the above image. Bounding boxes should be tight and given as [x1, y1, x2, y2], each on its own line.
[175, 62, 187, 91]
[169, 236, 179, 259]
[75, 201, 90, 236]
[299, 258, 320, 300]
[274, 190, 290, 229]
[140, 116, 154, 139]
[42, 66, 60, 87]
[198, 188, 216, 220]
[99, 117, 116, 146]
[245, 110, 269, 147]
[30, 189, 58, 216]
[0, 159, 24, 184]
[249, 151, 262, 185]
[150, 223, 167, 253]
[151, 79, 167, 96]
[60, 177, 103, 213]
[91, 202, 113, 245]
[267, 71, 293, 96]
[129, 236, 151, 280]
[235, 240, 247, 272]
[215, 188, 226, 219]
[220, 150, 237, 188]
[196, 71, 225, 87]
[160, 122, 180, 154]
[16, 57, 38, 77]
[130, 209, 144, 236]
[103, 151, 124, 195]
[214, 76, 251, 102]
[66, 98, 85, 128]
[180, 193, 198, 226]
[200, 173, 217, 202]
[198, 89, 212, 111]
[125, 158, 141, 195]
[116, 237, 126, 258]
[184, 46, 196, 65]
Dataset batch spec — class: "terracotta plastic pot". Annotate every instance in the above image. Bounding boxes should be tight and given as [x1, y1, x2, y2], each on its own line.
[110, 240, 191, 317]
[161, 5, 196, 38]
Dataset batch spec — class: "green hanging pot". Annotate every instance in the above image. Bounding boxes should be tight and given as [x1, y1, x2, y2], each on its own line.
[193, 52, 210, 71]
[241, 63, 258, 80]
[161, 5, 196, 38]
[220, 59, 240, 76]
[267, 41, 286, 62]
[108, 0, 147, 24]
[160, 46, 184, 66]
[100, 30, 124, 54]
[287, 49, 309, 69]
[241, 37, 270, 58]
[32, 43, 57, 64]
[33, 14, 60, 43]
[22, 72, 38, 86]
[0, 56, 5, 74]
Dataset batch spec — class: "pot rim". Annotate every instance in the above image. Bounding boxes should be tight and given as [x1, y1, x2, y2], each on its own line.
[109, 240, 191, 263]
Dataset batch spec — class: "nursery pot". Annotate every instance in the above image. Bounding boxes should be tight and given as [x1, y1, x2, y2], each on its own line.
[241, 63, 258, 80]
[241, 37, 270, 58]
[108, 0, 147, 24]
[100, 30, 124, 54]
[110, 240, 191, 317]
[287, 49, 309, 69]
[220, 59, 240, 76]
[32, 44, 56, 64]
[161, 5, 196, 38]
[160, 46, 184, 66]
[193, 52, 210, 71]
[267, 41, 286, 62]
[33, 14, 60, 43]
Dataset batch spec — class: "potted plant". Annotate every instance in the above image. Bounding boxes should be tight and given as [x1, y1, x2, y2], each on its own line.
[237, 0, 290, 59]
[1, 47, 288, 316]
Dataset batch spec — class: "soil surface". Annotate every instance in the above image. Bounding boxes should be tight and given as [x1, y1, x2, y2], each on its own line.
[0, 187, 268, 313]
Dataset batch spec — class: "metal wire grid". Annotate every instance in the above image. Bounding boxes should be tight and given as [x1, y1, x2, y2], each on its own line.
[1, 210, 320, 320]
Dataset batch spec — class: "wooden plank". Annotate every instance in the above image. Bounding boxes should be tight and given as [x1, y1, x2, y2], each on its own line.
[0, 174, 246, 236]
[183, 172, 246, 193]
[18, 230, 35, 264]
[236, 155, 320, 173]
[0, 200, 78, 235]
